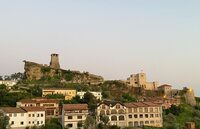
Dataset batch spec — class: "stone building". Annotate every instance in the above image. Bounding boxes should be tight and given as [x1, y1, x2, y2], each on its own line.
[96, 100, 163, 128]
[50, 53, 60, 69]
[127, 73, 158, 90]
[157, 84, 172, 97]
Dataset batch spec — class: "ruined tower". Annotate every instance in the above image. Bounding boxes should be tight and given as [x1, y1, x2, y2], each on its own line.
[50, 53, 60, 69]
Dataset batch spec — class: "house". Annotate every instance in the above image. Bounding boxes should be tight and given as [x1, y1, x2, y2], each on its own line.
[62, 104, 89, 129]
[17, 98, 60, 118]
[0, 107, 45, 129]
[0, 80, 17, 88]
[42, 88, 76, 100]
[77, 91, 102, 100]
[96, 100, 163, 128]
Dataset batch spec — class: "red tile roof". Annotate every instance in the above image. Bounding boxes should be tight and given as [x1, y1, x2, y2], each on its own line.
[21, 107, 46, 112]
[124, 102, 161, 108]
[63, 104, 88, 111]
[19, 98, 59, 104]
[19, 99, 36, 103]
[1, 107, 26, 113]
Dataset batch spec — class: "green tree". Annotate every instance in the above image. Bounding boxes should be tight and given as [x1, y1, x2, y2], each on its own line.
[84, 115, 97, 129]
[82, 92, 98, 112]
[100, 116, 109, 125]
[0, 111, 10, 129]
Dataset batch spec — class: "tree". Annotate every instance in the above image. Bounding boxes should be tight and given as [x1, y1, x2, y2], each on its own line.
[121, 93, 137, 103]
[84, 115, 97, 129]
[82, 92, 98, 112]
[0, 111, 10, 129]
[100, 116, 109, 125]
[0, 76, 3, 80]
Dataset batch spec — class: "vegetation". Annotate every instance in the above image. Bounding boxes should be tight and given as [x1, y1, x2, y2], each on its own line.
[0, 111, 9, 129]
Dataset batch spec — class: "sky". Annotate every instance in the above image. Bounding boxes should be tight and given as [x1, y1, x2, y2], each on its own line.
[0, 1, 200, 96]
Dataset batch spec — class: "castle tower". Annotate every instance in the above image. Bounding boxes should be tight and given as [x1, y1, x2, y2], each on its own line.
[50, 53, 60, 69]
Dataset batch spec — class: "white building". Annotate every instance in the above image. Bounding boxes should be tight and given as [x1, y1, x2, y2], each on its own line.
[62, 104, 89, 129]
[77, 91, 102, 100]
[0, 107, 45, 129]
[96, 101, 163, 128]
[0, 80, 17, 87]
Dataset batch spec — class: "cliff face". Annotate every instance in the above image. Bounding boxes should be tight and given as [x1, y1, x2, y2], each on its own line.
[23, 61, 104, 84]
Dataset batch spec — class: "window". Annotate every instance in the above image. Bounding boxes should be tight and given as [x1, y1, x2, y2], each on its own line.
[21, 122, 24, 125]
[77, 116, 82, 119]
[11, 121, 14, 125]
[37, 121, 39, 125]
[150, 114, 154, 118]
[134, 114, 138, 118]
[68, 116, 73, 119]
[145, 121, 149, 124]
[32, 114, 35, 117]
[111, 116, 117, 121]
[116, 104, 120, 109]
[155, 108, 158, 112]
[41, 114, 44, 117]
[139, 114, 143, 118]
[102, 104, 105, 109]
[155, 114, 159, 117]
[140, 121, 144, 126]
[37, 114, 40, 117]
[9, 114, 12, 117]
[139, 108, 143, 113]
[134, 121, 139, 127]
[118, 109, 125, 114]
[21, 113, 24, 117]
[144, 107, 148, 112]
[32, 121, 34, 124]
[29, 121, 31, 124]
[134, 108, 137, 113]
[100, 110, 106, 115]
[150, 108, 153, 112]
[145, 114, 148, 118]
[78, 122, 83, 127]
[128, 115, 132, 118]
[28, 114, 31, 117]
[150, 121, 154, 124]
[41, 121, 43, 124]
[111, 109, 117, 114]
[128, 108, 132, 113]
[119, 115, 125, 121]
[67, 124, 73, 127]
[14, 113, 17, 117]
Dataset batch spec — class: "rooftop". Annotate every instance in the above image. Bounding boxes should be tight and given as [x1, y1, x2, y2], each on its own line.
[22, 107, 46, 112]
[1, 107, 26, 113]
[63, 104, 88, 111]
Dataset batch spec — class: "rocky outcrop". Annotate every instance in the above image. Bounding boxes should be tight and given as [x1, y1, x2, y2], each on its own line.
[23, 60, 104, 84]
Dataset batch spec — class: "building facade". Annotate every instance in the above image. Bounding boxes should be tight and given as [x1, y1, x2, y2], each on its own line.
[126, 73, 158, 90]
[0, 107, 45, 129]
[17, 98, 60, 118]
[62, 104, 89, 129]
[0, 80, 17, 87]
[42, 88, 77, 100]
[77, 91, 102, 100]
[157, 84, 172, 97]
[96, 101, 163, 128]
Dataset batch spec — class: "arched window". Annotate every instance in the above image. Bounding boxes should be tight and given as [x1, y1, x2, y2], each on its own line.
[100, 110, 106, 115]
[111, 116, 117, 121]
[118, 109, 125, 114]
[111, 109, 117, 114]
[106, 110, 110, 115]
[128, 122, 133, 126]
[134, 121, 139, 127]
[119, 115, 125, 121]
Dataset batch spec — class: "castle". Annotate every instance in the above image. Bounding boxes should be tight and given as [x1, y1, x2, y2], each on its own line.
[50, 53, 60, 69]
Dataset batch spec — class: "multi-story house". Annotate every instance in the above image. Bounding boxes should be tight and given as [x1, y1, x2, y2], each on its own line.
[42, 88, 76, 100]
[157, 84, 172, 97]
[62, 104, 89, 129]
[77, 91, 102, 100]
[126, 73, 158, 90]
[17, 98, 60, 118]
[0, 107, 45, 129]
[96, 101, 127, 127]
[96, 101, 163, 128]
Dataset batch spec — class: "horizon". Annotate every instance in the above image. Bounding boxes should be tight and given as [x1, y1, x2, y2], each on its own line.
[0, 1, 200, 96]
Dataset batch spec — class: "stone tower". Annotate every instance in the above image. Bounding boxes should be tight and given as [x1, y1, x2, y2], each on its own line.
[50, 53, 60, 69]
[185, 88, 196, 106]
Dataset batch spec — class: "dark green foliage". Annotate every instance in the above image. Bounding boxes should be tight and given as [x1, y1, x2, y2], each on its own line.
[100, 116, 109, 125]
[84, 115, 96, 129]
[41, 67, 51, 73]
[82, 92, 98, 112]
[121, 93, 137, 103]
[0, 111, 9, 129]
[63, 70, 75, 81]
[165, 105, 182, 116]
[46, 94, 65, 99]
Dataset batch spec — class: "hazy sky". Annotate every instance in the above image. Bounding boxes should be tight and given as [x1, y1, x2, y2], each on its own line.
[0, 1, 200, 96]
